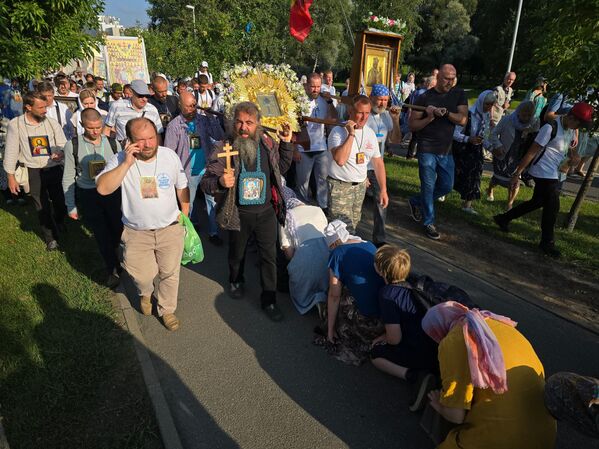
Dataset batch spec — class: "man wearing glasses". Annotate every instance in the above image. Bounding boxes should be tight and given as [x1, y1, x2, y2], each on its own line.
[104, 79, 163, 145]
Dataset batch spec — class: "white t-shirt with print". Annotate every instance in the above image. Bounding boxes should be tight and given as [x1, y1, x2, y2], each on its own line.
[528, 119, 574, 180]
[327, 125, 381, 183]
[97, 146, 188, 230]
[297, 96, 329, 153]
[367, 111, 394, 156]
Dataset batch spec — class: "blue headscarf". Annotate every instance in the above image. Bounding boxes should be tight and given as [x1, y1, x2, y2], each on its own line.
[371, 84, 390, 97]
[469, 90, 495, 137]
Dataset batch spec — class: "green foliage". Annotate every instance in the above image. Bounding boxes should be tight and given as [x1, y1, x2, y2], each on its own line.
[407, 0, 478, 73]
[144, 0, 357, 78]
[529, 0, 599, 128]
[0, 0, 105, 79]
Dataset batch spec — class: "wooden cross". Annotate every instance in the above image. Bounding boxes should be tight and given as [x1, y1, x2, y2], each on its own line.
[217, 142, 238, 174]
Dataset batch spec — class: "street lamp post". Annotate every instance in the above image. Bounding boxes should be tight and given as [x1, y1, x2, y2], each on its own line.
[506, 0, 523, 73]
[186, 4, 196, 37]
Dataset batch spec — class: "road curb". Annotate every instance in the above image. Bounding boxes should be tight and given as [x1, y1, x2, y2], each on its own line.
[114, 290, 184, 449]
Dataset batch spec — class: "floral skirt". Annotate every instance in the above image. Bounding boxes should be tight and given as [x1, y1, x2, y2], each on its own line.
[453, 142, 484, 201]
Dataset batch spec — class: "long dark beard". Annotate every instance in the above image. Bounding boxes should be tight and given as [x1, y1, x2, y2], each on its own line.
[234, 135, 260, 171]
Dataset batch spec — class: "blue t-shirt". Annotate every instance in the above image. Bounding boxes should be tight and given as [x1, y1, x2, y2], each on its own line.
[379, 284, 434, 351]
[186, 120, 206, 176]
[328, 241, 384, 317]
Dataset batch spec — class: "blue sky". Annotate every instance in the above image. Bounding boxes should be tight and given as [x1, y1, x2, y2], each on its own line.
[104, 0, 150, 27]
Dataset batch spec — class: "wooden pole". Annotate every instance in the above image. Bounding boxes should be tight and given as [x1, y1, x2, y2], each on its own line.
[565, 143, 599, 232]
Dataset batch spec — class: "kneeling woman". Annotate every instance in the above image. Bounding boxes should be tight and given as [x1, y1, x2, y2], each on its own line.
[422, 302, 556, 449]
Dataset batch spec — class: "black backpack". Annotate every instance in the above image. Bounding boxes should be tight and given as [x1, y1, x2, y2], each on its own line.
[72, 136, 118, 178]
[401, 273, 478, 314]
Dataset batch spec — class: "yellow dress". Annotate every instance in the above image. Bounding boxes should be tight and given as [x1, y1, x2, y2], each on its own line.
[438, 319, 556, 449]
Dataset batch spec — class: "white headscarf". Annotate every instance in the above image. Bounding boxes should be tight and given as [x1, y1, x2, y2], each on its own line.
[324, 220, 363, 247]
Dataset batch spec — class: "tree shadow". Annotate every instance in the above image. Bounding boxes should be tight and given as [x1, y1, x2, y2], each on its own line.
[206, 250, 434, 449]
[0, 283, 237, 449]
[0, 199, 109, 284]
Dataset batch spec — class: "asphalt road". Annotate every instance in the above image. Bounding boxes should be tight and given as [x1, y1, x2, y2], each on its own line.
[132, 215, 599, 449]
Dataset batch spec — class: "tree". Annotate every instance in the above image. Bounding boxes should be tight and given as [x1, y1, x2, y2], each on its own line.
[407, 0, 477, 74]
[145, 0, 354, 78]
[0, 0, 104, 79]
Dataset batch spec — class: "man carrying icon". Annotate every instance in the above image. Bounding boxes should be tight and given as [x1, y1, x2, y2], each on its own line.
[200, 101, 293, 321]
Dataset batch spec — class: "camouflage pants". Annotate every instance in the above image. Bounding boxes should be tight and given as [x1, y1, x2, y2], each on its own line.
[544, 372, 599, 438]
[327, 177, 367, 233]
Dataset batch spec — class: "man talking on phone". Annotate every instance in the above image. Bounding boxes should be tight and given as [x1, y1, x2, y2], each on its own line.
[96, 117, 190, 331]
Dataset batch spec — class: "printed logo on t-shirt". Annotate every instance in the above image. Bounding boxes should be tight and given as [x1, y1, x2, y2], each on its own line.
[365, 141, 374, 151]
[156, 173, 172, 189]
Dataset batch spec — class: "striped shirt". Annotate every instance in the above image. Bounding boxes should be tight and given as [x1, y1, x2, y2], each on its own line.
[105, 99, 163, 141]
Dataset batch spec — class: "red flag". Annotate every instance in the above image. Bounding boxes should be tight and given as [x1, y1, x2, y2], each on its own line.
[289, 0, 314, 43]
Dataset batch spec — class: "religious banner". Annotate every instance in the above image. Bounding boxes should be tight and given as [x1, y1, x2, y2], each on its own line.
[90, 47, 108, 81]
[104, 36, 150, 85]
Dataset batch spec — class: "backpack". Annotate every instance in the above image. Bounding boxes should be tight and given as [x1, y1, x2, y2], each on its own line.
[402, 273, 478, 314]
[72, 136, 118, 178]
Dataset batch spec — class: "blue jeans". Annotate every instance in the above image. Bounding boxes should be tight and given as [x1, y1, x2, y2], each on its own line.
[189, 173, 218, 236]
[409, 153, 454, 226]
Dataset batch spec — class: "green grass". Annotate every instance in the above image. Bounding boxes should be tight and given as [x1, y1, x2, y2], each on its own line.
[0, 204, 161, 448]
[384, 156, 599, 272]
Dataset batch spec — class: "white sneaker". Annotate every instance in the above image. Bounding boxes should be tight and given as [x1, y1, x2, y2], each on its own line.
[462, 207, 479, 215]
[486, 194, 494, 202]
[437, 196, 446, 202]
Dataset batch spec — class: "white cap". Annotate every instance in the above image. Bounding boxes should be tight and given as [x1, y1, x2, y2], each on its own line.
[201, 61, 209, 68]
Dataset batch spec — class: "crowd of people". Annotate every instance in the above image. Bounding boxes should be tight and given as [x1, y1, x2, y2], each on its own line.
[0, 61, 597, 447]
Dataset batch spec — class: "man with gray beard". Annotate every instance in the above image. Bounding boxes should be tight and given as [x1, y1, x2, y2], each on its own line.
[201, 102, 293, 321]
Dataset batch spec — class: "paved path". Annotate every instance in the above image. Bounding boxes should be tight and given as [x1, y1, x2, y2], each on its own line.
[129, 217, 599, 449]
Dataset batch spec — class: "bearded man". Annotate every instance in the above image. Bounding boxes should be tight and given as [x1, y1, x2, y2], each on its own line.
[96, 117, 190, 331]
[201, 102, 293, 321]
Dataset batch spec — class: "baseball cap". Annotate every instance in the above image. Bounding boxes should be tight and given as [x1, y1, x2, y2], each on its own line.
[569, 102, 594, 128]
[201, 61, 209, 68]
[111, 83, 123, 92]
[130, 79, 151, 96]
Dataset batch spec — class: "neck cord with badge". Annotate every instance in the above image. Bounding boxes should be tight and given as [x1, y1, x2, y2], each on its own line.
[135, 152, 160, 199]
[83, 136, 107, 179]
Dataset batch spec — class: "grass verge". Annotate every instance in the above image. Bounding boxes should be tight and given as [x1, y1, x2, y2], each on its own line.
[384, 156, 599, 272]
[0, 203, 162, 449]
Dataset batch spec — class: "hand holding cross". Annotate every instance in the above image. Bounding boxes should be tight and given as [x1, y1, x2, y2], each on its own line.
[217, 141, 238, 189]
[217, 142, 239, 174]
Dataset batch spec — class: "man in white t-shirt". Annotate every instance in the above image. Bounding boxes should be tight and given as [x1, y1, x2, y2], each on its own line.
[366, 84, 401, 246]
[193, 75, 215, 115]
[96, 117, 190, 331]
[295, 72, 337, 210]
[327, 95, 388, 232]
[194, 61, 214, 85]
[494, 102, 593, 258]
[103, 79, 163, 144]
[37, 80, 74, 140]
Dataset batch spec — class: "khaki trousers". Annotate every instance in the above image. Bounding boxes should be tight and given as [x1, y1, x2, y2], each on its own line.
[122, 223, 185, 316]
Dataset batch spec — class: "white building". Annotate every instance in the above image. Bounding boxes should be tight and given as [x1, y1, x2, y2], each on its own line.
[98, 15, 124, 36]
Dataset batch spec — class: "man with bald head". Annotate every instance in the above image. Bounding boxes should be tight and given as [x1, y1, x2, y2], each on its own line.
[97, 117, 190, 331]
[408, 64, 468, 240]
[149, 75, 181, 134]
[164, 91, 224, 244]
[62, 108, 122, 287]
[492, 71, 516, 126]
